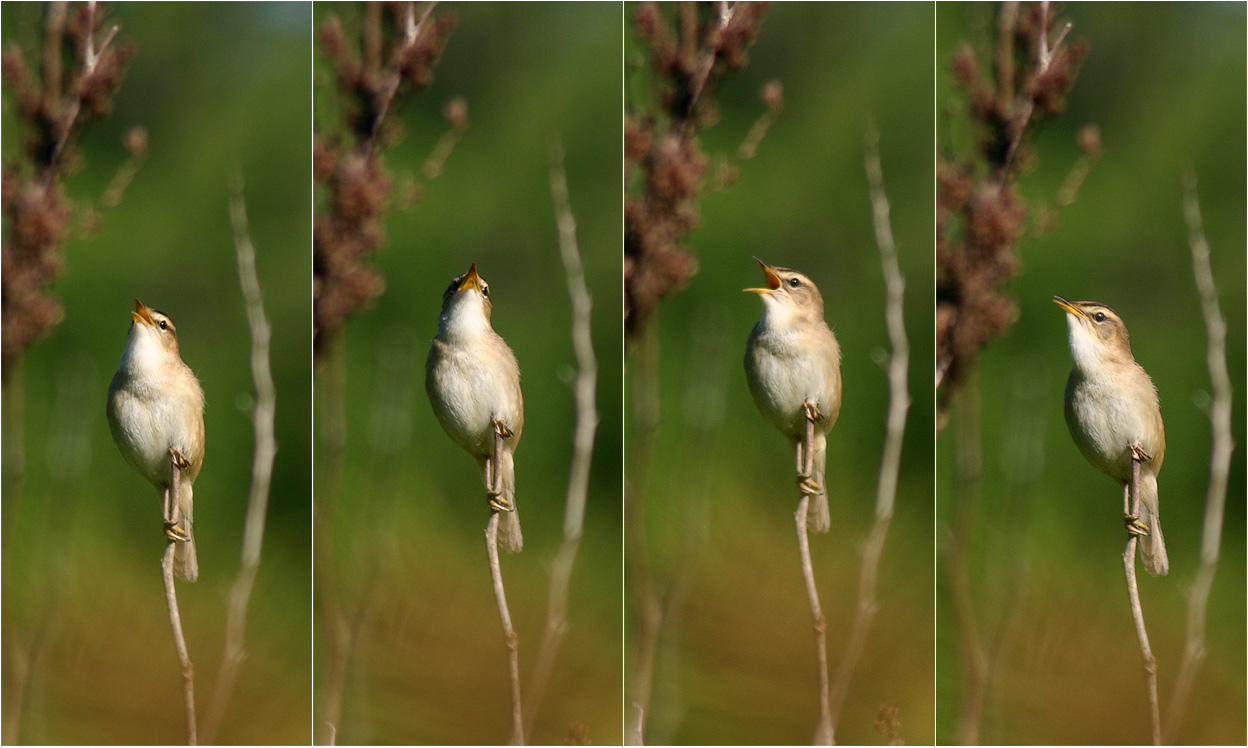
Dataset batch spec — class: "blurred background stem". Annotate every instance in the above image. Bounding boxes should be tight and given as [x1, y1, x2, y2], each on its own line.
[948, 380, 987, 746]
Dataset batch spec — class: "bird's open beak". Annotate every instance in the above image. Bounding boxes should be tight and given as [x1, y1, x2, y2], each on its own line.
[744, 257, 782, 294]
[131, 298, 156, 327]
[1052, 295, 1086, 318]
[458, 263, 483, 294]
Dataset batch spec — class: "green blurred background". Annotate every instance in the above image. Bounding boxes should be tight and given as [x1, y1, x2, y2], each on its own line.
[1, 2, 311, 744]
[937, 3, 1246, 745]
[626, 4, 935, 745]
[312, 3, 623, 745]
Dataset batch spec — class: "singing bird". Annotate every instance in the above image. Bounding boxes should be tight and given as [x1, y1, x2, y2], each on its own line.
[107, 299, 205, 582]
[426, 264, 525, 552]
[1055, 296, 1167, 576]
[745, 258, 843, 533]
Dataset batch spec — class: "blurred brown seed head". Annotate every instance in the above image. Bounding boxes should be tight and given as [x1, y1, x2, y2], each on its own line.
[760, 79, 783, 110]
[1077, 124, 1102, 156]
[443, 96, 468, 130]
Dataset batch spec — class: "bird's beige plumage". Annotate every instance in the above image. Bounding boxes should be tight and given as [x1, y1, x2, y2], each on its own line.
[426, 264, 525, 552]
[744, 258, 842, 532]
[107, 299, 205, 582]
[1055, 296, 1167, 576]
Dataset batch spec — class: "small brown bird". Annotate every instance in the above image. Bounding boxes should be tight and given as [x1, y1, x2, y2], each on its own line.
[744, 258, 842, 532]
[426, 264, 524, 552]
[106, 299, 205, 582]
[1055, 296, 1167, 576]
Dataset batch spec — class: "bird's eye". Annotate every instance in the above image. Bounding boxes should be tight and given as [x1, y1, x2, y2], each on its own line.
[480, 283, 489, 298]
[788, 277, 801, 288]
[159, 319, 168, 330]
[1093, 312, 1106, 322]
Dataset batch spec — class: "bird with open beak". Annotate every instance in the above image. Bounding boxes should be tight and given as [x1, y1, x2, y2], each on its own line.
[426, 264, 525, 552]
[106, 299, 205, 582]
[744, 258, 843, 533]
[1054, 295, 1167, 576]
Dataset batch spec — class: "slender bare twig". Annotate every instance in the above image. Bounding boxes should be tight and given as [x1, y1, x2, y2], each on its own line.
[363, 1, 438, 156]
[163, 458, 196, 745]
[795, 489, 832, 746]
[1164, 172, 1234, 742]
[827, 128, 911, 733]
[626, 325, 662, 746]
[679, 1, 737, 133]
[43, 1, 121, 181]
[1123, 456, 1161, 746]
[523, 143, 599, 740]
[948, 380, 988, 746]
[200, 176, 278, 745]
[996, 1, 1072, 181]
[485, 512, 524, 745]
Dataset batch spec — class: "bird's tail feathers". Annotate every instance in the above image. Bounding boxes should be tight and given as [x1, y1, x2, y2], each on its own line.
[806, 434, 831, 534]
[1137, 472, 1167, 576]
[174, 482, 198, 582]
[496, 451, 523, 553]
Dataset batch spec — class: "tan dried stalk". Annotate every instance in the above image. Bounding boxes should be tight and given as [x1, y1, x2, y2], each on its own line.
[524, 143, 599, 740]
[486, 511, 524, 745]
[163, 458, 196, 745]
[1164, 172, 1234, 741]
[795, 480, 832, 745]
[201, 176, 278, 745]
[827, 128, 910, 734]
[1123, 456, 1160, 745]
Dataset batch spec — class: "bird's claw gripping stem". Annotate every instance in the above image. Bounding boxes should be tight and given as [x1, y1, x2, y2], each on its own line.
[487, 418, 514, 512]
[1124, 514, 1150, 537]
[164, 520, 190, 542]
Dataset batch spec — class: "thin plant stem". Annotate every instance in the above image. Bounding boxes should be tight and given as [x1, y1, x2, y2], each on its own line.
[42, 1, 121, 181]
[626, 323, 662, 746]
[362, 2, 438, 156]
[1124, 456, 1161, 746]
[949, 378, 988, 746]
[315, 335, 350, 745]
[795, 490, 832, 746]
[524, 143, 599, 740]
[202, 176, 278, 745]
[1164, 172, 1233, 741]
[1, 360, 27, 744]
[995, 1, 1072, 182]
[486, 512, 523, 745]
[828, 127, 911, 732]
[164, 457, 196, 745]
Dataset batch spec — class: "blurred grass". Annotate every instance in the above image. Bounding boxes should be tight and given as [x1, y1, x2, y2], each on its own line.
[1, 3, 312, 745]
[936, 3, 1246, 745]
[626, 4, 935, 745]
[312, 3, 623, 745]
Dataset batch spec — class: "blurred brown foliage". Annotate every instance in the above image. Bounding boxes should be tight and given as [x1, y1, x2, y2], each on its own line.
[936, 2, 1088, 420]
[313, 2, 458, 360]
[624, 1, 770, 344]
[1, 2, 136, 376]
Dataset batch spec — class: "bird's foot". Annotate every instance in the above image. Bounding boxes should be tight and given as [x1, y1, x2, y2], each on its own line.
[803, 402, 822, 423]
[1128, 443, 1152, 464]
[164, 520, 190, 543]
[798, 476, 822, 496]
[488, 489, 513, 512]
[1124, 514, 1150, 537]
[169, 448, 189, 470]
[492, 419, 514, 439]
